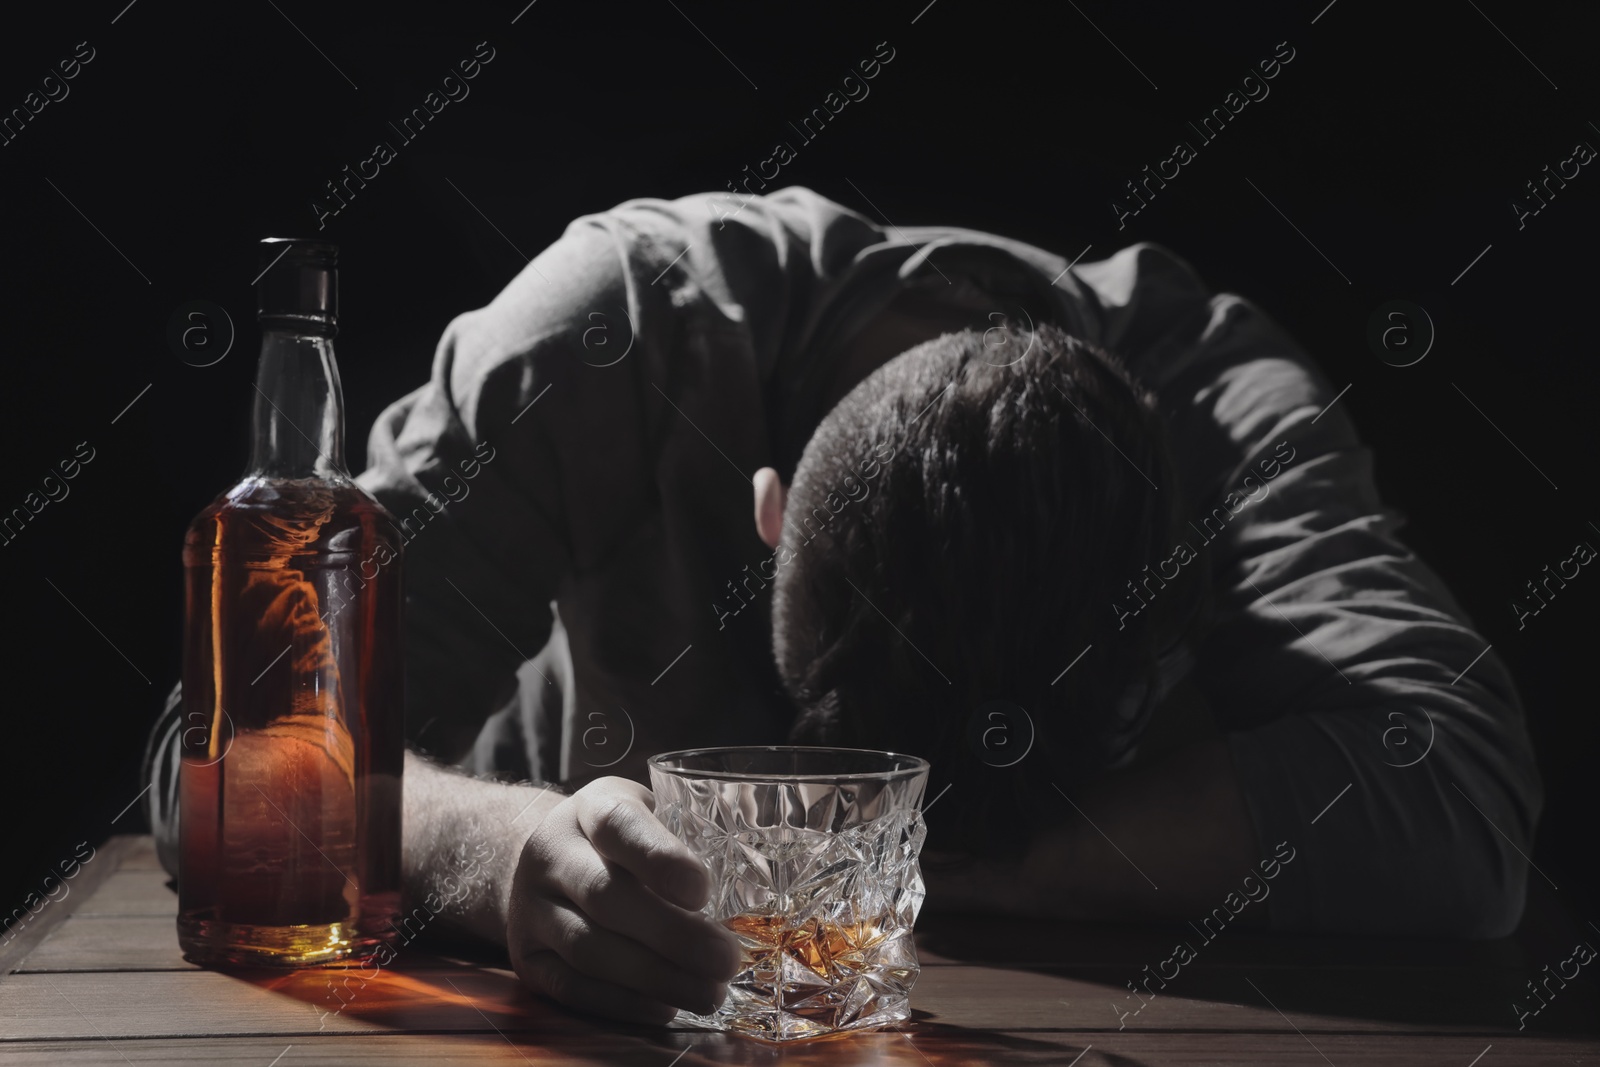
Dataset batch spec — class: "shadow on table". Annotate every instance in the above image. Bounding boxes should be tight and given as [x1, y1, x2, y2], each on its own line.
[914, 873, 1600, 1038]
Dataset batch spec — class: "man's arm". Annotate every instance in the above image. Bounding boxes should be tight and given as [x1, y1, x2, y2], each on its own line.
[924, 244, 1542, 934]
[923, 737, 1269, 925]
[1033, 243, 1541, 937]
[402, 750, 741, 1022]
[400, 749, 559, 945]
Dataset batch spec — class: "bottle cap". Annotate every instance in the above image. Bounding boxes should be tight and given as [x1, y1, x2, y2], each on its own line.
[256, 238, 339, 336]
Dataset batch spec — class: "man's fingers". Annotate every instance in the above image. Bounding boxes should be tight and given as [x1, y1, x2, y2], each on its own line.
[511, 947, 681, 1026]
[575, 778, 712, 911]
[540, 844, 739, 981]
[530, 898, 728, 1015]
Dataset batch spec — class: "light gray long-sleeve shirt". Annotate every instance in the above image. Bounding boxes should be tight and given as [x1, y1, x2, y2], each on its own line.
[145, 186, 1541, 937]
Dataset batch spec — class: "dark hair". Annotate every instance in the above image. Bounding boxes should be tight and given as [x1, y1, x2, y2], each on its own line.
[772, 323, 1193, 858]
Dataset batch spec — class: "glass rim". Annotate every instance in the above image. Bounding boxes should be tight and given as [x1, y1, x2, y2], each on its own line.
[647, 744, 930, 783]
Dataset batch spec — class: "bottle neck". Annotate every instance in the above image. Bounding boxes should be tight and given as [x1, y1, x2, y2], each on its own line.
[246, 328, 348, 479]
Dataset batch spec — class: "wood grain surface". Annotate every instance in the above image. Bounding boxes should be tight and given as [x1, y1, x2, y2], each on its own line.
[2, 836, 1595, 1066]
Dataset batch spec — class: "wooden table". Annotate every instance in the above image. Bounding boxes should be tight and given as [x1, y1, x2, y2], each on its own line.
[2, 836, 1596, 1065]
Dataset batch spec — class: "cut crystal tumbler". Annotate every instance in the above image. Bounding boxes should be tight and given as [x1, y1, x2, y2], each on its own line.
[648, 746, 930, 1042]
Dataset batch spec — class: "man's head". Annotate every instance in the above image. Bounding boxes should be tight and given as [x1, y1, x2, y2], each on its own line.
[754, 322, 1192, 856]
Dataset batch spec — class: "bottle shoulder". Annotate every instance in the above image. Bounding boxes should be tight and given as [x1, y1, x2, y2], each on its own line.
[185, 477, 403, 559]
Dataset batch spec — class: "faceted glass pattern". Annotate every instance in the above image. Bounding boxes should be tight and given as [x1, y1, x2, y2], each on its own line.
[649, 747, 930, 1042]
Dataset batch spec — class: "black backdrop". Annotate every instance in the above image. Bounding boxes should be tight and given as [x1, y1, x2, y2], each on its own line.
[2, 0, 1594, 922]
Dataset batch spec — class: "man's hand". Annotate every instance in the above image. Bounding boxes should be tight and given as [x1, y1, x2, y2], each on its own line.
[505, 776, 742, 1023]
[402, 753, 740, 1025]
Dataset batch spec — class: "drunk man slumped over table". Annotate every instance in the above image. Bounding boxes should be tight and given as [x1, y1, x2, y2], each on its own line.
[143, 187, 1543, 1023]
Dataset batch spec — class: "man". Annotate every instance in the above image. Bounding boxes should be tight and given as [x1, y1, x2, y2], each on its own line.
[144, 186, 1542, 1023]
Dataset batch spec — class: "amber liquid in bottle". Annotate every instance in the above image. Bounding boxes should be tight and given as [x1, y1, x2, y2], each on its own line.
[178, 241, 403, 967]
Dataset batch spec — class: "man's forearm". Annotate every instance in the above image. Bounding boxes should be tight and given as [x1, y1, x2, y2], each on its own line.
[925, 738, 1267, 924]
[401, 749, 566, 946]
[1027, 737, 1264, 920]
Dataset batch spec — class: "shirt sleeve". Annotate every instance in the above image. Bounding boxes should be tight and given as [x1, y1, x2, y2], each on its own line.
[357, 213, 656, 764]
[1078, 243, 1544, 938]
[142, 682, 184, 878]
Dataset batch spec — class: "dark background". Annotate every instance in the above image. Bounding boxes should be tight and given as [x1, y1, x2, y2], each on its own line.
[2, 0, 1594, 927]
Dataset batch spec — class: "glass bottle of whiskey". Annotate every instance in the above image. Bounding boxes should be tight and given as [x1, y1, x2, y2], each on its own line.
[178, 238, 404, 967]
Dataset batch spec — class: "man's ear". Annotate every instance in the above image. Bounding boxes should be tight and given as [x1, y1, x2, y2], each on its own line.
[754, 467, 787, 549]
